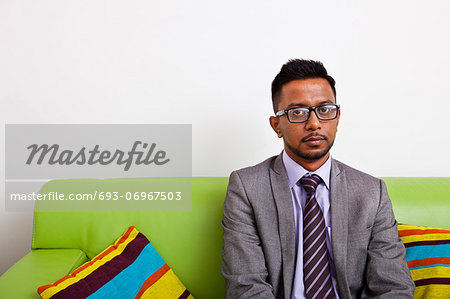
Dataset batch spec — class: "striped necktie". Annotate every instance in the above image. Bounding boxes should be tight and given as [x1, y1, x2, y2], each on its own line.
[300, 174, 335, 299]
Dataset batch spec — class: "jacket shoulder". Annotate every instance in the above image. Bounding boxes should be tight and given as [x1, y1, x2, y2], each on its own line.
[332, 159, 383, 187]
[232, 155, 278, 180]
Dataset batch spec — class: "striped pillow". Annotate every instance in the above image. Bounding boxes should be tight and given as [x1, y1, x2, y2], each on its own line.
[398, 224, 450, 298]
[37, 226, 193, 299]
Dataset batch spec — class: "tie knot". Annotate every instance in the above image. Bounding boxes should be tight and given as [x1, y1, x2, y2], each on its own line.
[299, 174, 322, 195]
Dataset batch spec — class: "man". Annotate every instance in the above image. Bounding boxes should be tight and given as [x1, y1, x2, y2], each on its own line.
[221, 59, 414, 298]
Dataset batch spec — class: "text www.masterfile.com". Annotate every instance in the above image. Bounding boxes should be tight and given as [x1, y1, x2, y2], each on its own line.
[10, 191, 184, 201]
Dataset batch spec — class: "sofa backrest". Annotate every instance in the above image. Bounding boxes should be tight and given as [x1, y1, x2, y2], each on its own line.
[32, 177, 228, 299]
[382, 177, 450, 229]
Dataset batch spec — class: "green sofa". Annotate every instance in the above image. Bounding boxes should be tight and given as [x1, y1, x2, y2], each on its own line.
[0, 177, 449, 298]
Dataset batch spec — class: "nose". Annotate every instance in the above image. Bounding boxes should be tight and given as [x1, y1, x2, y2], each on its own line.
[305, 110, 321, 131]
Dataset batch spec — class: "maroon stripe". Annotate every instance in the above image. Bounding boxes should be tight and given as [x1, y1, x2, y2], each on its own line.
[51, 232, 149, 299]
[304, 207, 323, 233]
[178, 289, 191, 299]
[415, 277, 450, 287]
[304, 251, 329, 287]
[404, 239, 450, 248]
[304, 233, 327, 263]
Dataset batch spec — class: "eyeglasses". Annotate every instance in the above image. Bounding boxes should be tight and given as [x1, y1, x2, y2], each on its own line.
[275, 104, 340, 123]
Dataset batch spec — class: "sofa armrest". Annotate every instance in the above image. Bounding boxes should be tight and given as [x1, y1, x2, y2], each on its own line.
[0, 249, 88, 299]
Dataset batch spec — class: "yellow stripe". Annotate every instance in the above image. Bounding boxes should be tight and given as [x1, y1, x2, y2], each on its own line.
[398, 224, 449, 231]
[41, 228, 139, 298]
[414, 284, 450, 298]
[411, 266, 450, 281]
[400, 233, 450, 244]
[140, 269, 188, 298]
[397, 224, 418, 231]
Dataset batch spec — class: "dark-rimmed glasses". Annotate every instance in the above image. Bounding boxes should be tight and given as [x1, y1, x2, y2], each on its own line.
[275, 104, 340, 123]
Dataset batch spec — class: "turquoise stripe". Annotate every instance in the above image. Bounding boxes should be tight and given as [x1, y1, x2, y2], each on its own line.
[410, 264, 450, 270]
[87, 243, 165, 299]
[405, 244, 450, 261]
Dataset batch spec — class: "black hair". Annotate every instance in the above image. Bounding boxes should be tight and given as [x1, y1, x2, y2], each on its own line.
[271, 59, 336, 112]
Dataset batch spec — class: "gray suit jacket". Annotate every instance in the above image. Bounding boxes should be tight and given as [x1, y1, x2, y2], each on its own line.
[221, 154, 414, 298]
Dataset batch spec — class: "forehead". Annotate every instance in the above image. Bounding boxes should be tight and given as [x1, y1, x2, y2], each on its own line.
[278, 78, 335, 108]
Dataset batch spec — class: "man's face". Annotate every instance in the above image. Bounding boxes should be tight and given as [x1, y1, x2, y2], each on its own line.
[269, 78, 340, 170]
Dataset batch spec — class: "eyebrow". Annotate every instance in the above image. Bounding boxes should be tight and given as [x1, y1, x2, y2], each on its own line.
[285, 100, 335, 109]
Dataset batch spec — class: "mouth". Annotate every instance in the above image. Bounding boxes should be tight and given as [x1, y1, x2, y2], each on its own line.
[302, 134, 327, 146]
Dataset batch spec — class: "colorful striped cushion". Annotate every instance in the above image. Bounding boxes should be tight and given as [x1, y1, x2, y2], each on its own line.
[37, 226, 193, 299]
[399, 224, 450, 298]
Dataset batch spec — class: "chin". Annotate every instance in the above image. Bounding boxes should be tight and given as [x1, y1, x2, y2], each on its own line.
[301, 152, 329, 161]
[295, 147, 330, 161]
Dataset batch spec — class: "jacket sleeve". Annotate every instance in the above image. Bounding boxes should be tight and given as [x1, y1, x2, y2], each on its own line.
[221, 171, 275, 299]
[362, 179, 415, 298]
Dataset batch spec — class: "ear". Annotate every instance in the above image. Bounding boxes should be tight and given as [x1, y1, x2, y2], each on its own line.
[336, 108, 341, 129]
[269, 116, 283, 138]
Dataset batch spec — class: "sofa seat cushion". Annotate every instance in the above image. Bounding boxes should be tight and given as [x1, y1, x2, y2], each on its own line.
[0, 249, 88, 299]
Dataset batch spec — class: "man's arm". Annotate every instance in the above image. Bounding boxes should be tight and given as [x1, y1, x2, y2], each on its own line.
[362, 179, 415, 298]
[221, 171, 275, 298]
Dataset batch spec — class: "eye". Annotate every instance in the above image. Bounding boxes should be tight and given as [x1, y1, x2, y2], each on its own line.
[317, 106, 331, 114]
[291, 108, 308, 116]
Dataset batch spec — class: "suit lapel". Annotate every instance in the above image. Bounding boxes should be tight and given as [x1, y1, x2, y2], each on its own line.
[270, 154, 296, 299]
[330, 159, 350, 298]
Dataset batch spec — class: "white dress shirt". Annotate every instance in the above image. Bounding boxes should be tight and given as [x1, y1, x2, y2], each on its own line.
[282, 151, 340, 299]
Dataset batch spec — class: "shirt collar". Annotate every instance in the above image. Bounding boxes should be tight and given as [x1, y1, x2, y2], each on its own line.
[282, 150, 331, 190]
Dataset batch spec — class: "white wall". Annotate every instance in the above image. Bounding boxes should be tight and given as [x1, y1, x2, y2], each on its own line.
[1, 0, 449, 274]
